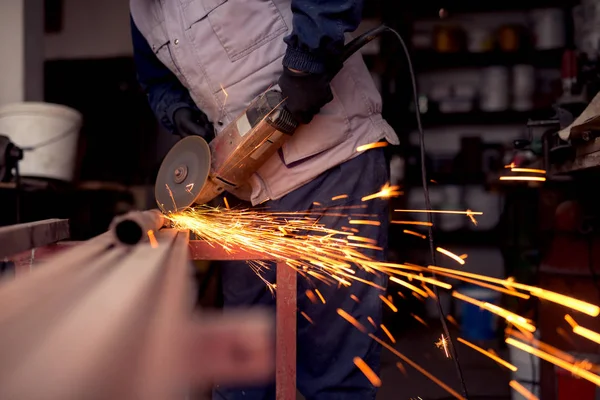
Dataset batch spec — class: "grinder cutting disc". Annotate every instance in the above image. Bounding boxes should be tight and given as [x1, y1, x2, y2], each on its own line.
[155, 136, 211, 213]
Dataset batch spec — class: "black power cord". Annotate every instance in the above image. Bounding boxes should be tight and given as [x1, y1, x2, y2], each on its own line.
[381, 26, 471, 400]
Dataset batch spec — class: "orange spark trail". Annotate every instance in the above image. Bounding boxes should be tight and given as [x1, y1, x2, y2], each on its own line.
[370, 334, 466, 400]
[500, 176, 546, 182]
[506, 338, 600, 386]
[436, 247, 466, 265]
[351, 294, 361, 303]
[223, 197, 230, 210]
[459, 254, 468, 259]
[391, 277, 429, 297]
[436, 335, 450, 358]
[396, 362, 408, 376]
[147, 230, 158, 248]
[430, 269, 529, 299]
[391, 221, 433, 226]
[446, 315, 459, 328]
[511, 167, 546, 174]
[337, 308, 367, 333]
[353, 357, 382, 387]
[368, 316, 377, 329]
[389, 271, 452, 289]
[301, 311, 314, 325]
[430, 266, 599, 317]
[457, 338, 517, 371]
[361, 183, 402, 201]
[331, 194, 348, 201]
[509, 380, 539, 400]
[349, 219, 381, 226]
[305, 290, 318, 304]
[356, 141, 388, 152]
[395, 209, 483, 216]
[381, 324, 396, 343]
[453, 291, 536, 333]
[404, 229, 426, 239]
[566, 314, 600, 345]
[411, 314, 428, 327]
[379, 294, 398, 312]
[565, 314, 577, 328]
[313, 201, 322, 206]
[314, 289, 326, 304]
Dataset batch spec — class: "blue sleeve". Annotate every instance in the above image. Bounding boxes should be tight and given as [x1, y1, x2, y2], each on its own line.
[130, 17, 199, 134]
[282, 0, 364, 74]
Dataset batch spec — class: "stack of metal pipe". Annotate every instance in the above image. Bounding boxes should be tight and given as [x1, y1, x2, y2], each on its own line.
[0, 211, 273, 399]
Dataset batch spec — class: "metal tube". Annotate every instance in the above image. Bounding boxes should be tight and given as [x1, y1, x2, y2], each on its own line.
[109, 209, 166, 245]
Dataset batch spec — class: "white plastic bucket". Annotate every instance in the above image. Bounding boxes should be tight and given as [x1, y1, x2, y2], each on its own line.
[0, 102, 82, 182]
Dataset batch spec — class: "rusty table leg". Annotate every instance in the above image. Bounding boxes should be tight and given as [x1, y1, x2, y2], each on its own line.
[276, 261, 296, 400]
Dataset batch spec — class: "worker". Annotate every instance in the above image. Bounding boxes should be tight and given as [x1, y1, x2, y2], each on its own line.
[130, 1, 398, 398]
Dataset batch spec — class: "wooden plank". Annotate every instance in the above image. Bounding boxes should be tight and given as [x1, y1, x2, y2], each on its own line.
[0, 219, 69, 258]
[276, 261, 297, 400]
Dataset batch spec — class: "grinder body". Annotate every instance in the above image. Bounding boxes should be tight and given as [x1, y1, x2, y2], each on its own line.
[193, 89, 298, 205]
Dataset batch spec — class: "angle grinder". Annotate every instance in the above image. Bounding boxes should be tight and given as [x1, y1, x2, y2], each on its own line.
[155, 25, 389, 213]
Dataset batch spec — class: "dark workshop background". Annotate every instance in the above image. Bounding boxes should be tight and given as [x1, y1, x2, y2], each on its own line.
[1, 0, 600, 399]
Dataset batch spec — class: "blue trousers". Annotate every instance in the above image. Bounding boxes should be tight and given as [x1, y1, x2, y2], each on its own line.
[213, 148, 389, 400]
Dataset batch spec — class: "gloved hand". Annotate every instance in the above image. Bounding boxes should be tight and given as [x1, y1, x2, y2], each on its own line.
[278, 67, 334, 125]
[173, 107, 215, 141]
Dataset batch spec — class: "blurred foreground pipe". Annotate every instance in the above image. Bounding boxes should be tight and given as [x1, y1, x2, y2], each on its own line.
[109, 210, 166, 245]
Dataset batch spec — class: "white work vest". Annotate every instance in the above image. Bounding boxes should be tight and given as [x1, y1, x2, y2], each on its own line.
[130, 0, 398, 205]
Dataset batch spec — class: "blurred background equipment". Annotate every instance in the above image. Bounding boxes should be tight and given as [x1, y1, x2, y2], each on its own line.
[1, 0, 600, 399]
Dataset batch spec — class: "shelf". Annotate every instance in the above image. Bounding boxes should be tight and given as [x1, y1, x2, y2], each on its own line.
[399, 0, 579, 17]
[413, 49, 564, 72]
[418, 108, 551, 128]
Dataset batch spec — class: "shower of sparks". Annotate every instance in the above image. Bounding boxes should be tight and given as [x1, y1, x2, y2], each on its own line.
[147, 230, 158, 248]
[391, 220, 433, 226]
[306, 290, 318, 304]
[301, 311, 314, 325]
[404, 229, 426, 239]
[379, 294, 398, 312]
[509, 380, 539, 400]
[511, 167, 546, 174]
[356, 141, 389, 152]
[331, 194, 348, 201]
[361, 183, 403, 201]
[315, 289, 326, 304]
[371, 334, 466, 400]
[337, 308, 367, 333]
[353, 357, 382, 387]
[411, 314, 428, 327]
[436, 247, 466, 265]
[506, 337, 600, 386]
[436, 335, 450, 358]
[381, 324, 396, 343]
[500, 176, 546, 182]
[163, 203, 600, 393]
[457, 337, 517, 371]
[223, 197, 230, 210]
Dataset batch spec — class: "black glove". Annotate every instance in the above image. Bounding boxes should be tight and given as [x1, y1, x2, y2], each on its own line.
[173, 107, 215, 141]
[278, 67, 334, 125]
